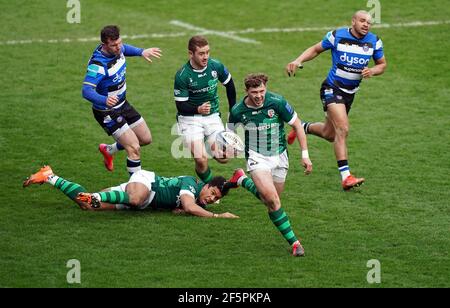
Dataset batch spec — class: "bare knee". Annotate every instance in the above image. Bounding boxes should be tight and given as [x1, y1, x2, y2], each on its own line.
[335, 125, 349, 140]
[125, 143, 141, 159]
[140, 135, 152, 146]
[260, 193, 280, 212]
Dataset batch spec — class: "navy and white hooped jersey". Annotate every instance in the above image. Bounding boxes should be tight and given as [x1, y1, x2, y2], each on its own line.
[322, 28, 384, 94]
[83, 44, 141, 110]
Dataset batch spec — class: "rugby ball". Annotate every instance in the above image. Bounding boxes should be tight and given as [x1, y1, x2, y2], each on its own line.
[216, 131, 245, 154]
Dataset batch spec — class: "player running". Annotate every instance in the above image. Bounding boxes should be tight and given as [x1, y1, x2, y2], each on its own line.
[82, 25, 162, 174]
[285, 10, 387, 190]
[227, 73, 312, 256]
[174, 35, 236, 184]
[23, 165, 238, 218]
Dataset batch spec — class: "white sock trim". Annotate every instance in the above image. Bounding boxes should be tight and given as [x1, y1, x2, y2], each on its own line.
[108, 143, 119, 155]
[340, 170, 351, 180]
[92, 193, 101, 201]
[47, 175, 59, 186]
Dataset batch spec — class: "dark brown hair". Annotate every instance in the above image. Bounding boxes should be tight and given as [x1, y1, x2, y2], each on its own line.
[101, 25, 120, 43]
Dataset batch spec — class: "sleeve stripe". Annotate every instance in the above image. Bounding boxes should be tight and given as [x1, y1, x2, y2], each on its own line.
[222, 73, 232, 85]
[288, 112, 298, 126]
[179, 190, 195, 198]
[327, 31, 335, 46]
[375, 39, 383, 50]
[87, 64, 105, 75]
[83, 82, 97, 87]
[175, 97, 189, 102]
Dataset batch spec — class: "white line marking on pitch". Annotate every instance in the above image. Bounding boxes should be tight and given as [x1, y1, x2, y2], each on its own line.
[227, 20, 450, 34]
[1, 20, 449, 46]
[0, 32, 188, 46]
[169, 20, 261, 44]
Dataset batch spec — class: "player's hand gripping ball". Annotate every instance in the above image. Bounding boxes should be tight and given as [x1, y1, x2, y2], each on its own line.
[215, 131, 245, 158]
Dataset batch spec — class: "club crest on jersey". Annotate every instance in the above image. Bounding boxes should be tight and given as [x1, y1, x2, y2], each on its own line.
[363, 44, 370, 52]
[211, 71, 218, 79]
[268, 109, 275, 118]
[117, 116, 124, 123]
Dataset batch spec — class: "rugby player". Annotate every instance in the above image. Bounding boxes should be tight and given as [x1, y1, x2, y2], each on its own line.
[82, 25, 162, 174]
[23, 166, 238, 218]
[227, 73, 312, 256]
[285, 11, 387, 190]
[174, 36, 236, 184]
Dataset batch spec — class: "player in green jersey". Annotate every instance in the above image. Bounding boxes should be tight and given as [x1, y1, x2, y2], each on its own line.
[227, 73, 312, 256]
[174, 36, 237, 184]
[23, 165, 238, 218]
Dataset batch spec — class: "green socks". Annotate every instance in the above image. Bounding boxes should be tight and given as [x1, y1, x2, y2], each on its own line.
[196, 167, 213, 183]
[96, 191, 129, 204]
[48, 175, 129, 205]
[269, 208, 298, 245]
[49, 176, 87, 200]
[242, 178, 261, 200]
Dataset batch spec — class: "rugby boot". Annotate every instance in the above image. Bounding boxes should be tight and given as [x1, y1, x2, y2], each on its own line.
[99, 144, 114, 171]
[23, 165, 54, 187]
[342, 174, 365, 191]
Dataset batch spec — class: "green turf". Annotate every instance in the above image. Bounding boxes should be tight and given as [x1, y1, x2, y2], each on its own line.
[1, 0, 449, 288]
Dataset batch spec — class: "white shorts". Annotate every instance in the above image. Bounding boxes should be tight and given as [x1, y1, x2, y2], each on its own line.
[110, 170, 156, 210]
[246, 149, 289, 183]
[177, 113, 225, 144]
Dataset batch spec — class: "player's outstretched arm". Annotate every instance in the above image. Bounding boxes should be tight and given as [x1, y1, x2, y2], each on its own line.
[286, 42, 325, 76]
[142, 47, 162, 63]
[180, 195, 239, 218]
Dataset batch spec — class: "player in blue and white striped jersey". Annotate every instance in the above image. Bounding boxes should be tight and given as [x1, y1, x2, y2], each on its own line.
[286, 11, 387, 190]
[82, 25, 162, 175]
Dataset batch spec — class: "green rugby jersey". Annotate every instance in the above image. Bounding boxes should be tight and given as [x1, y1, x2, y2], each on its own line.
[174, 58, 231, 116]
[228, 91, 298, 158]
[150, 175, 205, 209]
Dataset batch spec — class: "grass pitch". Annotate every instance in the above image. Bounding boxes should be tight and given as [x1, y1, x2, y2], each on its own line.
[0, 0, 449, 288]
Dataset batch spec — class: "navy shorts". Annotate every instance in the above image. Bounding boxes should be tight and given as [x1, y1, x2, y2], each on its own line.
[92, 101, 142, 137]
[320, 81, 355, 114]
